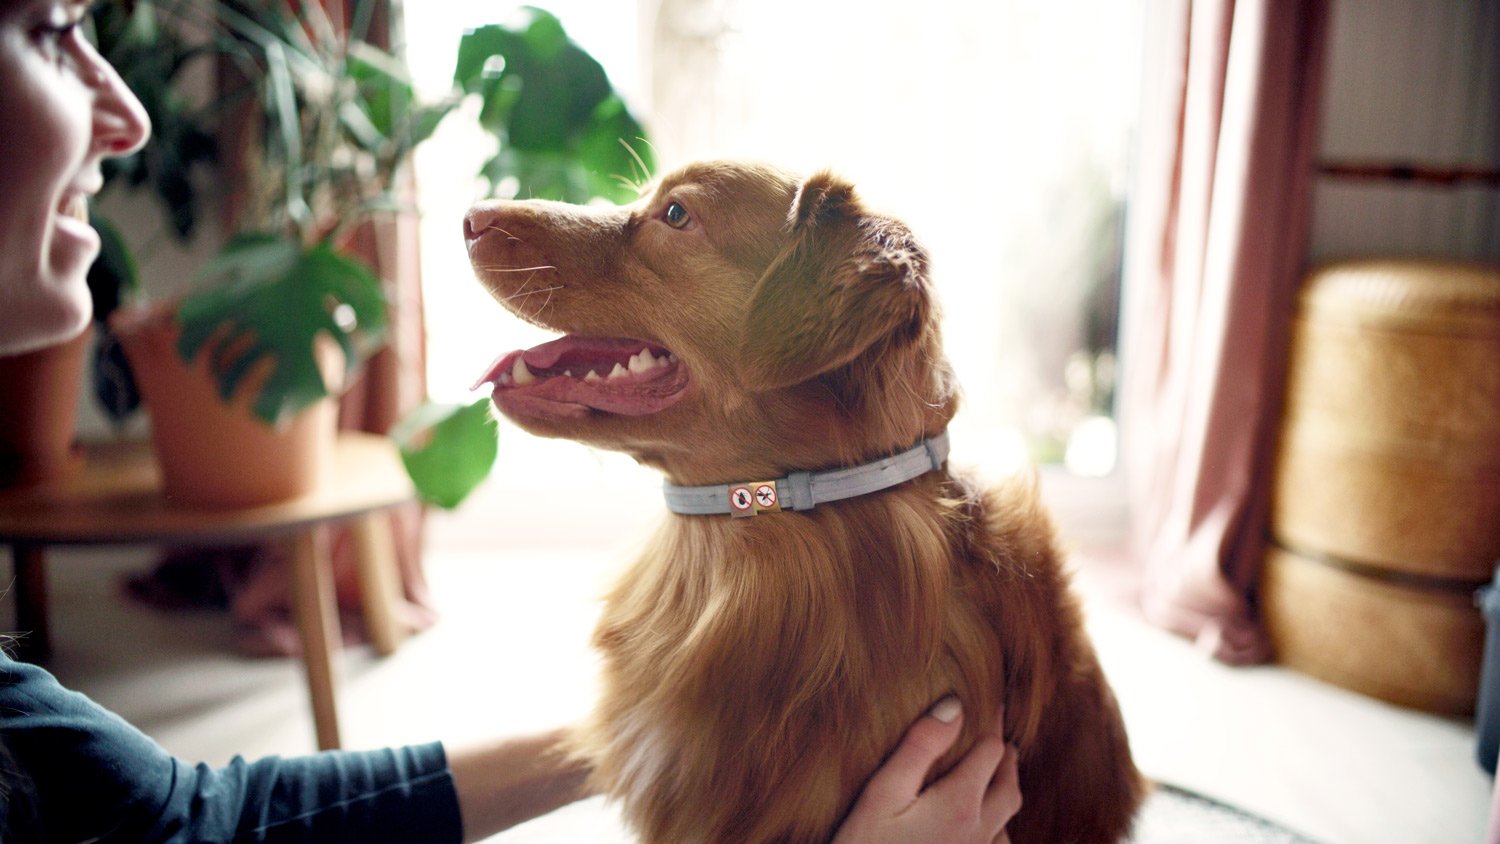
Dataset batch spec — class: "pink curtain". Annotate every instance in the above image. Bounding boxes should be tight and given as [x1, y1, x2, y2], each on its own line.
[1120, 0, 1331, 665]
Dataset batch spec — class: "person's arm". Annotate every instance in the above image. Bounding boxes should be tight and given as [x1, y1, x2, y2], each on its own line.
[446, 727, 593, 843]
[832, 696, 1023, 844]
[0, 654, 463, 843]
[3, 654, 1018, 844]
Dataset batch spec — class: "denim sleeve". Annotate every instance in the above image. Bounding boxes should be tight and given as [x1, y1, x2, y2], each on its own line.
[0, 655, 463, 843]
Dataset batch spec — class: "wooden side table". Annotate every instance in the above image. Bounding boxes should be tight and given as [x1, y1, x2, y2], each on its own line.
[0, 432, 417, 750]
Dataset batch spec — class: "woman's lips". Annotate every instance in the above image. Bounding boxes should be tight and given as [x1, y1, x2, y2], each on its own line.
[52, 192, 99, 251]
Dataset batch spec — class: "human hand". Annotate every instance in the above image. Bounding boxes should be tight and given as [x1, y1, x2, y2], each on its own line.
[830, 696, 1022, 844]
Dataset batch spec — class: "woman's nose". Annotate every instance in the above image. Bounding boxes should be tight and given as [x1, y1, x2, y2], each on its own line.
[85, 44, 151, 157]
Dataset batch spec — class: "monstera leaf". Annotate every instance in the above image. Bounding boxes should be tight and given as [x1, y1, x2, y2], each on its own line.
[455, 7, 653, 203]
[391, 398, 499, 509]
[177, 233, 388, 427]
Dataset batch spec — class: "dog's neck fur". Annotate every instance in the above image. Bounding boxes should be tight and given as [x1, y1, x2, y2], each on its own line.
[635, 334, 960, 488]
[585, 470, 995, 843]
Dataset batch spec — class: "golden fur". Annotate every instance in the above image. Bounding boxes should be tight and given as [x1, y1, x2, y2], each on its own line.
[466, 161, 1145, 843]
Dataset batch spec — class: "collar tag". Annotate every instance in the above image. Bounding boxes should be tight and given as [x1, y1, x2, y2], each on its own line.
[728, 480, 782, 517]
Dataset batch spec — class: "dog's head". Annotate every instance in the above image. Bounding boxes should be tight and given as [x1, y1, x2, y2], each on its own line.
[466, 161, 958, 484]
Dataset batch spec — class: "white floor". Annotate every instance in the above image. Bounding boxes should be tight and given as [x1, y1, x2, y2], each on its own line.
[8, 495, 1494, 844]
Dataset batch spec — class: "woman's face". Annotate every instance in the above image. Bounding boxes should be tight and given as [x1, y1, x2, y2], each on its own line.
[0, 0, 149, 356]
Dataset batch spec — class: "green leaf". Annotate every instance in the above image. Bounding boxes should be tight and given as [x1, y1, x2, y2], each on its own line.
[454, 24, 520, 92]
[193, 233, 300, 286]
[503, 42, 610, 152]
[455, 8, 652, 206]
[578, 95, 655, 203]
[391, 398, 499, 509]
[517, 7, 567, 60]
[261, 39, 314, 233]
[346, 40, 419, 143]
[483, 147, 591, 203]
[477, 73, 523, 136]
[339, 98, 388, 153]
[179, 234, 389, 427]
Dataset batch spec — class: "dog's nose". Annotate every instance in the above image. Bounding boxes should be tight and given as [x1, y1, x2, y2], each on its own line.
[463, 203, 506, 251]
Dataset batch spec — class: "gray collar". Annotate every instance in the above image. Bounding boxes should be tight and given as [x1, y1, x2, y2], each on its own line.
[661, 431, 950, 517]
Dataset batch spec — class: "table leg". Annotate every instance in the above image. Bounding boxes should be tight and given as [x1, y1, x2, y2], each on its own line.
[290, 528, 342, 750]
[11, 543, 49, 660]
[350, 514, 406, 657]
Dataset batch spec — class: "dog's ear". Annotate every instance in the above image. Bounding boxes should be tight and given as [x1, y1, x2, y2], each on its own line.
[738, 171, 930, 392]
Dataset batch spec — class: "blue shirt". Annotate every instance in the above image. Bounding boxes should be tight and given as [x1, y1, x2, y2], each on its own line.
[0, 654, 463, 842]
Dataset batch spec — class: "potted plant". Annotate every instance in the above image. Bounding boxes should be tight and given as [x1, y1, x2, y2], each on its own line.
[92, 2, 651, 508]
[102, 0, 424, 505]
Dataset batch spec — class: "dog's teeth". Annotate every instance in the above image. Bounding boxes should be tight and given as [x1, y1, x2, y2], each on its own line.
[564, 370, 574, 378]
[511, 356, 535, 386]
[498, 371, 513, 386]
[667, 354, 678, 365]
[584, 370, 602, 383]
[608, 362, 629, 380]
[627, 350, 657, 374]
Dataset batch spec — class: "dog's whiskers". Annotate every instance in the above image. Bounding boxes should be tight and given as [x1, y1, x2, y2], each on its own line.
[493, 268, 564, 313]
[481, 223, 522, 242]
[499, 283, 563, 304]
[475, 263, 559, 274]
[617, 137, 656, 194]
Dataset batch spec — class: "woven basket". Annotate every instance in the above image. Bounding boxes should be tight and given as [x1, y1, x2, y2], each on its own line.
[1265, 259, 1500, 715]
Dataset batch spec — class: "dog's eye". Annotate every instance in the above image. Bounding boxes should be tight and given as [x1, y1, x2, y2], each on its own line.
[664, 201, 691, 229]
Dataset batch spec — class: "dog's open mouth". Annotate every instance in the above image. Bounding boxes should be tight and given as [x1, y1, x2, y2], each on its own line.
[473, 335, 689, 418]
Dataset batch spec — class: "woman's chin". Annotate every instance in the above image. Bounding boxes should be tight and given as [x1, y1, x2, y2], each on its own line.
[7, 241, 99, 355]
[0, 301, 90, 356]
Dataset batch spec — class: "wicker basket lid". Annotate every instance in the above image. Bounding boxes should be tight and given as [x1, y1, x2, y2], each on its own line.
[1299, 259, 1500, 334]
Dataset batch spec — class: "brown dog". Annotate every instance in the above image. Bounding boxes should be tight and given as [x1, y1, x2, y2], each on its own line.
[466, 161, 1144, 843]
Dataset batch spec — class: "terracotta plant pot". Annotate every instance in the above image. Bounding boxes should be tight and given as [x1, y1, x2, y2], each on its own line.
[109, 305, 340, 508]
[0, 326, 92, 488]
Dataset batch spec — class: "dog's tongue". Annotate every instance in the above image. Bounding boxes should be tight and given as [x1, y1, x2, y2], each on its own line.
[476, 335, 688, 417]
